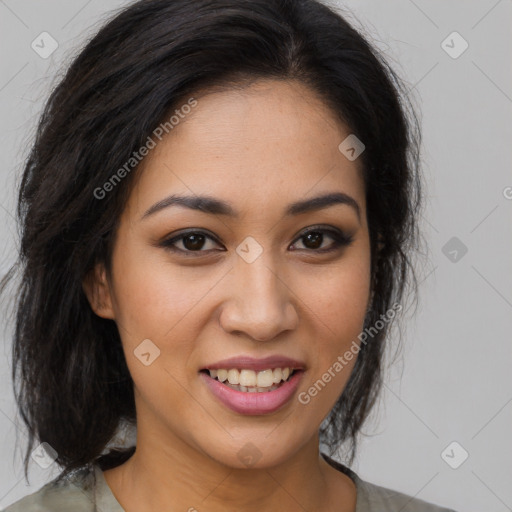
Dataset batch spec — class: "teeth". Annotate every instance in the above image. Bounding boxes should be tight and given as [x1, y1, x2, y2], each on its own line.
[227, 369, 239, 385]
[207, 367, 295, 388]
[239, 369, 256, 387]
[256, 369, 274, 387]
[224, 382, 283, 393]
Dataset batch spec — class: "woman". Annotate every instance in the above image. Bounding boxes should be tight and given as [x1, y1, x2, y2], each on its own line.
[1, 0, 457, 510]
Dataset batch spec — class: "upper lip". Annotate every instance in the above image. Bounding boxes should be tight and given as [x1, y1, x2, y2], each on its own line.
[201, 355, 306, 372]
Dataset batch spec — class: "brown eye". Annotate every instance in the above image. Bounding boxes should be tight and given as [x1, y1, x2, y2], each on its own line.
[160, 230, 223, 255]
[290, 227, 354, 253]
[181, 233, 207, 251]
[159, 226, 353, 257]
[302, 231, 323, 249]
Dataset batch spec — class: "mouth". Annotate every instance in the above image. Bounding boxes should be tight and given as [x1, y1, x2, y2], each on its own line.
[199, 367, 299, 393]
[199, 367, 305, 415]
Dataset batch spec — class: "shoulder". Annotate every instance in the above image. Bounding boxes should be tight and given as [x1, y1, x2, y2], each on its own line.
[3, 466, 96, 512]
[355, 476, 458, 512]
[320, 453, 457, 512]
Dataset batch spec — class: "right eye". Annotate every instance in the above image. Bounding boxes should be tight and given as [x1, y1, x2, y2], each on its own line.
[159, 230, 225, 256]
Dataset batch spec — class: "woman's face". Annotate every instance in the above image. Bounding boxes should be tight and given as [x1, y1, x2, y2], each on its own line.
[90, 79, 371, 469]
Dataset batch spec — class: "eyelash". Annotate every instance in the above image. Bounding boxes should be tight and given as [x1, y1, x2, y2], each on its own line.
[159, 226, 354, 257]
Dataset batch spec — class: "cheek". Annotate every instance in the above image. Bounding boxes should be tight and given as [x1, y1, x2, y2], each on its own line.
[109, 243, 209, 344]
[107, 243, 204, 418]
[304, 253, 371, 340]
[297, 254, 370, 404]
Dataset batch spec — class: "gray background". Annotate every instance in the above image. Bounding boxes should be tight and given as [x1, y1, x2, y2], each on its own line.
[1, 1, 511, 511]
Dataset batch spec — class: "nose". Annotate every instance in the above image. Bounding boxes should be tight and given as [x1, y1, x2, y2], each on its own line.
[219, 256, 299, 342]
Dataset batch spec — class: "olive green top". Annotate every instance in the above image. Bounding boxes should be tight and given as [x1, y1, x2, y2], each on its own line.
[3, 453, 457, 511]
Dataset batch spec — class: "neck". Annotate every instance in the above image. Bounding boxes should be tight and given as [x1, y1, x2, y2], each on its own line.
[103, 419, 354, 512]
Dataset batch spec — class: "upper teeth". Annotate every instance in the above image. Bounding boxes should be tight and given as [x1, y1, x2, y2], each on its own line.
[208, 368, 293, 387]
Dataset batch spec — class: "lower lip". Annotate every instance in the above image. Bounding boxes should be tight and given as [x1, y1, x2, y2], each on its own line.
[200, 370, 304, 415]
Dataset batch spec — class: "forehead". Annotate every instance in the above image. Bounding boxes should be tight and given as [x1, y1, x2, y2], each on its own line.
[126, 79, 366, 221]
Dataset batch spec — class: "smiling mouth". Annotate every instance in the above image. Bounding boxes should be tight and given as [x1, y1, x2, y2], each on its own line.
[199, 368, 298, 393]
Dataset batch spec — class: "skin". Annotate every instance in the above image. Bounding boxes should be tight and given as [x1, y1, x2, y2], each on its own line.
[83, 78, 372, 512]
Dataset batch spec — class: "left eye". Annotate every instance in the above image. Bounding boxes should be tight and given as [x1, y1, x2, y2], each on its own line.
[290, 228, 352, 252]
[160, 227, 353, 256]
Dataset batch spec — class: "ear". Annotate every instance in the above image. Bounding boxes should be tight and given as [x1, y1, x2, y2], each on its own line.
[82, 263, 115, 319]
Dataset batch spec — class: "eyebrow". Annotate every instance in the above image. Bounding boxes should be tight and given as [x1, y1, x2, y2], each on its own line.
[142, 191, 361, 222]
